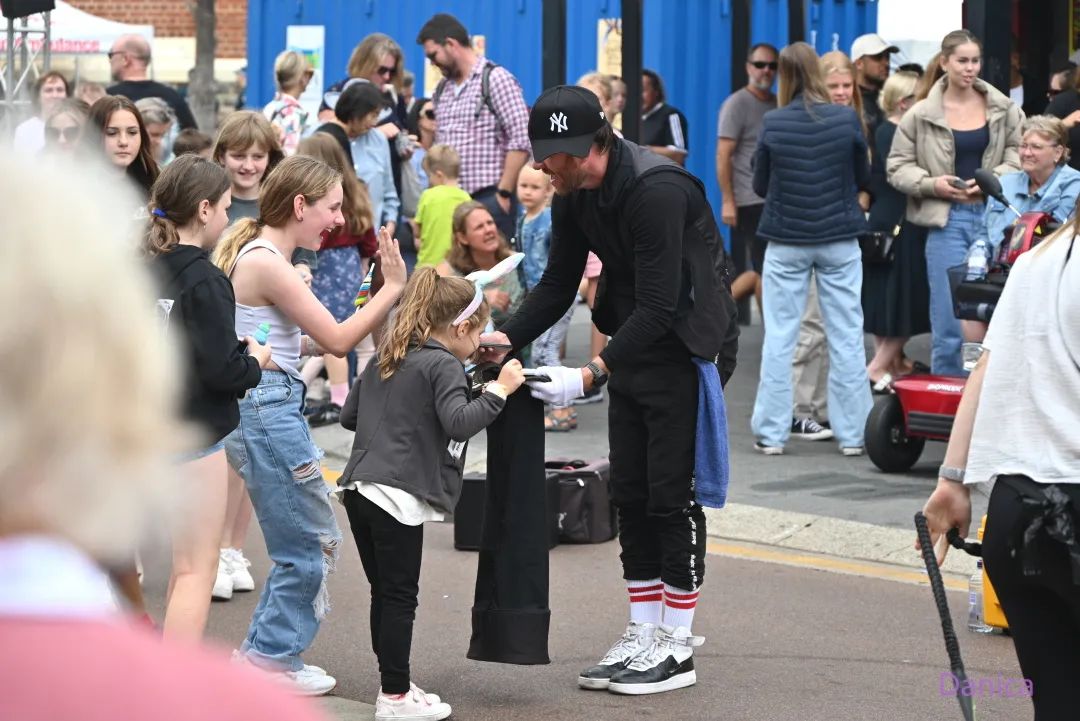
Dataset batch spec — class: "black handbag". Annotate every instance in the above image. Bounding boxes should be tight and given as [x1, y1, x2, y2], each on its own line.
[858, 222, 900, 265]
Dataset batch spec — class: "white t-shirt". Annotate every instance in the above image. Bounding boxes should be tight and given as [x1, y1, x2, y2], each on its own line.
[966, 233, 1080, 485]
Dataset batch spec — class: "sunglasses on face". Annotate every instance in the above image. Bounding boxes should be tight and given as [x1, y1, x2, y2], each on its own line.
[422, 109, 435, 120]
[376, 65, 397, 77]
[750, 61, 778, 70]
[46, 125, 80, 142]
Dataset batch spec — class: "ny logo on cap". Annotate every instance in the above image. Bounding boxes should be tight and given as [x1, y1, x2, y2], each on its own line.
[549, 111, 568, 133]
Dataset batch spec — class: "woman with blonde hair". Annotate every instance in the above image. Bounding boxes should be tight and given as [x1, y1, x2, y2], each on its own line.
[887, 30, 1023, 377]
[821, 51, 869, 142]
[295, 132, 378, 425]
[0, 153, 325, 721]
[213, 154, 407, 695]
[263, 50, 314, 156]
[437, 201, 524, 328]
[862, 70, 931, 389]
[750, 41, 872, 456]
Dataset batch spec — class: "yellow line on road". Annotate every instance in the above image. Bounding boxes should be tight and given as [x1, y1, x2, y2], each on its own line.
[706, 539, 967, 592]
[326, 464, 963, 592]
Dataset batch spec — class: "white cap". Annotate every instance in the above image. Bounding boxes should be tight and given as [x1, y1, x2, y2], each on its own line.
[850, 33, 899, 61]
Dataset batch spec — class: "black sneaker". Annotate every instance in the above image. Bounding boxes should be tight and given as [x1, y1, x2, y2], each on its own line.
[307, 402, 341, 428]
[578, 621, 656, 690]
[607, 625, 704, 696]
[571, 387, 605, 406]
[790, 417, 833, 441]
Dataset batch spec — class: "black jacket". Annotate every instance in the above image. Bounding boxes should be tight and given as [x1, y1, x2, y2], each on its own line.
[151, 245, 261, 444]
[500, 138, 738, 382]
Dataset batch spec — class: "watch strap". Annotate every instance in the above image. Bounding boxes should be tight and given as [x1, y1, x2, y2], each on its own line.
[938, 465, 966, 483]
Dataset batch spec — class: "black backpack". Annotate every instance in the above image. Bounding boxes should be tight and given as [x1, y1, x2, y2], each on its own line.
[433, 61, 505, 134]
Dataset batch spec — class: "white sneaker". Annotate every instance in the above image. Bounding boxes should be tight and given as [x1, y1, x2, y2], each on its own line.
[226, 548, 256, 592]
[212, 549, 233, 601]
[578, 621, 657, 690]
[283, 666, 337, 696]
[375, 684, 452, 721]
[840, 446, 865, 457]
[608, 624, 704, 695]
[231, 651, 336, 697]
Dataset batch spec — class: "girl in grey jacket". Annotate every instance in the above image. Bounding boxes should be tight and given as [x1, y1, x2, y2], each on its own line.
[338, 266, 524, 720]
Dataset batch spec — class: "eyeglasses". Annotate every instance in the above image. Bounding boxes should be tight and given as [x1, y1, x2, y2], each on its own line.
[376, 65, 398, 77]
[750, 61, 778, 71]
[46, 125, 80, 142]
[1020, 142, 1059, 152]
[106, 50, 125, 60]
[422, 109, 435, 120]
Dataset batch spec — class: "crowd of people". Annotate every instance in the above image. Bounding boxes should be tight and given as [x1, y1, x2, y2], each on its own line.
[4, 12, 1080, 721]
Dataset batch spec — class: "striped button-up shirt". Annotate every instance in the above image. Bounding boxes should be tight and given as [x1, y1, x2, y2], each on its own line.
[433, 59, 531, 194]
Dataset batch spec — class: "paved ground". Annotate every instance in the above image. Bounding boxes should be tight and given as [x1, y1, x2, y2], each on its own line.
[141, 310, 1029, 720]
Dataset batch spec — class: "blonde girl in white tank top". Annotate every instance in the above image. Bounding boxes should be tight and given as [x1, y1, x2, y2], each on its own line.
[211, 155, 406, 694]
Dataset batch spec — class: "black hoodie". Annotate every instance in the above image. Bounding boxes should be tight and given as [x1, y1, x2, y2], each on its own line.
[151, 244, 261, 445]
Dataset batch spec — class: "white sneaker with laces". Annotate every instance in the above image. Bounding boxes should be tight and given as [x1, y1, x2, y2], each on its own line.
[212, 549, 233, 601]
[375, 684, 452, 721]
[840, 446, 865, 457]
[226, 547, 255, 592]
[578, 621, 657, 690]
[608, 624, 704, 695]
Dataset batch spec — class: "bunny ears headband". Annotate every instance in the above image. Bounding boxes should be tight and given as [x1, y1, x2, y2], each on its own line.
[453, 253, 525, 326]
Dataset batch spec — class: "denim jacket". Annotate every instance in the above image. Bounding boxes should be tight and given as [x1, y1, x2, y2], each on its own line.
[982, 165, 1080, 251]
[516, 207, 552, 290]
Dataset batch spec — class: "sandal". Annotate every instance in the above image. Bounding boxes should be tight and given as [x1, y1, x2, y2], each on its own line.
[870, 373, 894, 395]
[545, 410, 574, 432]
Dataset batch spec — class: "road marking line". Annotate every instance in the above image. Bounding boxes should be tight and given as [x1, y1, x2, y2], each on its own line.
[325, 463, 964, 593]
[706, 539, 967, 592]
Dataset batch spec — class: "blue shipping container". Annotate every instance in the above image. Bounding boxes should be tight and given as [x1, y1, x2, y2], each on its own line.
[248, 0, 876, 223]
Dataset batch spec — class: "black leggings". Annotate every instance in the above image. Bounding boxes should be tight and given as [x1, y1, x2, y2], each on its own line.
[342, 490, 424, 695]
[983, 475, 1080, 720]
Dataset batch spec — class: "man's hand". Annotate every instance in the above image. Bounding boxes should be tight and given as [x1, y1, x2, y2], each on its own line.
[526, 366, 585, 406]
[496, 192, 512, 215]
[478, 331, 512, 363]
[1063, 109, 1080, 128]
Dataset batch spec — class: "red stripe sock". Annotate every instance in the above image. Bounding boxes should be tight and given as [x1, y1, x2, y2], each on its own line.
[627, 579, 663, 625]
[663, 584, 700, 631]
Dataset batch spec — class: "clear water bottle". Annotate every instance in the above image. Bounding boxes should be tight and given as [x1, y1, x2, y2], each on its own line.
[965, 239, 991, 281]
[967, 560, 995, 633]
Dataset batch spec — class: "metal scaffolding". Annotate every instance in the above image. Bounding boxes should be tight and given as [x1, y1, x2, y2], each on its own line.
[2, 6, 52, 139]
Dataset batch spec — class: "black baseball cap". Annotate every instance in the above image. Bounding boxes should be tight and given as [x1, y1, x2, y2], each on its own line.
[529, 85, 608, 162]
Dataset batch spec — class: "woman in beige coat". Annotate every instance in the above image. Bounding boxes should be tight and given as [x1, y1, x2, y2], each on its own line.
[887, 30, 1022, 376]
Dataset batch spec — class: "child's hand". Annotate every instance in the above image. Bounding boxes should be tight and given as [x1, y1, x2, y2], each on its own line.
[496, 359, 525, 394]
[375, 226, 407, 292]
[244, 336, 273, 369]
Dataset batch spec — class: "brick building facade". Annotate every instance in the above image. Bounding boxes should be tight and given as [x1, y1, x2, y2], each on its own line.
[66, 0, 247, 58]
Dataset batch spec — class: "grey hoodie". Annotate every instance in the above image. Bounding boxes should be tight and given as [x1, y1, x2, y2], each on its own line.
[339, 339, 505, 514]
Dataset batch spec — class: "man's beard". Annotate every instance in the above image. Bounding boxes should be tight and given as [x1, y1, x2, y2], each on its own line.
[750, 78, 773, 91]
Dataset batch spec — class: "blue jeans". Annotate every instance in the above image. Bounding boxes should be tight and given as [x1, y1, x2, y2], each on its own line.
[224, 371, 341, 672]
[751, 240, 872, 448]
[925, 203, 985, 376]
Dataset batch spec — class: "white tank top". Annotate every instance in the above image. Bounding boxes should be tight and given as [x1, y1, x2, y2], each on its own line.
[230, 240, 302, 380]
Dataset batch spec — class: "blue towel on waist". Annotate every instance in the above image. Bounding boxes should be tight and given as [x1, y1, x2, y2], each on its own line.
[693, 357, 730, 509]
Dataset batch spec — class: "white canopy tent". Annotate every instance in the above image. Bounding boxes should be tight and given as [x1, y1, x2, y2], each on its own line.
[0, 0, 152, 55]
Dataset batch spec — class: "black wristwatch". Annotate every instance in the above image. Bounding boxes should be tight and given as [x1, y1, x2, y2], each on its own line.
[496, 188, 513, 200]
[585, 361, 609, 389]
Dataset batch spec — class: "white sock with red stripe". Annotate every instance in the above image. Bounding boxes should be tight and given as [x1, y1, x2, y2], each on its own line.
[627, 579, 663, 625]
[663, 584, 700, 631]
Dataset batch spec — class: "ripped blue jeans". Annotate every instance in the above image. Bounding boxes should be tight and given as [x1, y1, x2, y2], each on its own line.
[224, 370, 341, 672]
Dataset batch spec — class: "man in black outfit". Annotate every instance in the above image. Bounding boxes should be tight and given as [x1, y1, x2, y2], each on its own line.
[640, 69, 689, 166]
[107, 34, 197, 130]
[481, 86, 737, 696]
